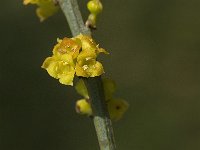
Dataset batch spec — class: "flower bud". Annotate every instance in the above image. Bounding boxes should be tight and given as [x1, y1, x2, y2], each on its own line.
[76, 99, 93, 116]
[87, 0, 103, 15]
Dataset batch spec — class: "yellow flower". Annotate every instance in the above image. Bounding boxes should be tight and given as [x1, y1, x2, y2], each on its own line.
[42, 35, 108, 86]
[23, 0, 59, 21]
[42, 54, 75, 86]
[75, 50, 104, 77]
[42, 37, 82, 85]
[75, 34, 108, 77]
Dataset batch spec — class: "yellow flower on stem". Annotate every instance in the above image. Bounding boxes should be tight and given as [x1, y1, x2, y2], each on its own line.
[42, 37, 82, 85]
[75, 50, 104, 77]
[23, 0, 59, 21]
[42, 54, 75, 85]
[75, 34, 108, 77]
[42, 34, 108, 85]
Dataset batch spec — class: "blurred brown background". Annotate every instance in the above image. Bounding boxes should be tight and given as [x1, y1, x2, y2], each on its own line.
[0, 0, 200, 150]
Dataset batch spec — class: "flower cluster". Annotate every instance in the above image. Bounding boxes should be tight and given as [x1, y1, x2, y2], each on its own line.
[42, 34, 108, 85]
[75, 78, 129, 121]
[23, 0, 59, 21]
[86, 0, 103, 29]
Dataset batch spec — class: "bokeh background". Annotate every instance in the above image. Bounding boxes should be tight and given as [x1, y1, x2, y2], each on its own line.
[1, 0, 200, 150]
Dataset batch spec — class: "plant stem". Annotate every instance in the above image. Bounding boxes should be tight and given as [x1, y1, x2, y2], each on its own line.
[58, 0, 116, 149]
[83, 77, 116, 150]
[58, 0, 91, 36]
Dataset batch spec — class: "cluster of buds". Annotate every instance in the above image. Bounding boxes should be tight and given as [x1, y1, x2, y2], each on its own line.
[75, 79, 129, 121]
[42, 34, 108, 85]
[86, 0, 103, 29]
[23, 0, 59, 21]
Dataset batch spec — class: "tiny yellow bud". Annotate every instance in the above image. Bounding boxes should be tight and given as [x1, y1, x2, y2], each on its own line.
[76, 99, 92, 116]
[87, 0, 103, 15]
[86, 13, 97, 28]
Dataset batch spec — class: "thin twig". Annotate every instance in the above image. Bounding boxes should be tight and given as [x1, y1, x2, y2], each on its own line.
[58, 0, 116, 149]
[58, 0, 91, 35]
[83, 77, 116, 150]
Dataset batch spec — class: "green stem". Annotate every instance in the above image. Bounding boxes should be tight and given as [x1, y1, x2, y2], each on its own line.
[83, 77, 116, 150]
[58, 0, 116, 149]
[58, 0, 91, 35]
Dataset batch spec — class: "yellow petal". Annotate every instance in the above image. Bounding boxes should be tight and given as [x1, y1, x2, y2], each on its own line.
[76, 34, 109, 55]
[36, 1, 59, 21]
[75, 61, 104, 77]
[23, 0, 38, 5]
[60, 54, 75, 67]
[76, 99, 92, 116]
[77, 49, 97, 64]
[76, 34, 97, 52]
[24, 0, 59, 21]
[42, 56, 58, 78]
[89, 61, 104, 77]
[53, 37, 81, 59]
[41, 56, 54, 69]
[59, 72, 75, 86]
[41, 54, 75, 86]
[75, 63, 89, 77]
[97, 47, 109, 55]
[75, 50, 104, 77]
[107, 98, 129, 121]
